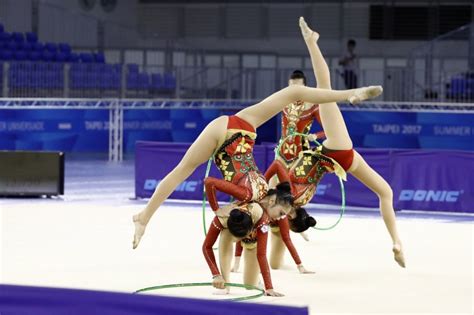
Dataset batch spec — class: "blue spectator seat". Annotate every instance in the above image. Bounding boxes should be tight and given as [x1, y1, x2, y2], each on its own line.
[58, 43, 71, 54]
[0, 50, 13, 61]
[0, 32, 11, 41]
[94, 52, 105, 63]
[127, 63, 139, 74]
[13, 50, 27, 61]
[138, 73, 150, 90]
[32, 42, 43, 51]
[45, 42, 58, 52]
[7, 40, 18, 50]
[79, 53, 94, 63]
[163, 73, 176, 90]
[28, 50, 41, 61]
[11, 32, 24, 43]
[151, 73, 163, 90]
[25, 32, 38, 43]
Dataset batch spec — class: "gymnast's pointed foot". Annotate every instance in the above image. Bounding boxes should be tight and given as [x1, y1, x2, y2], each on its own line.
[299, 16, 319, 43]
[349, 86, 383, 104]
[392, 243, 406, 268]
[132, 213, 147, 249]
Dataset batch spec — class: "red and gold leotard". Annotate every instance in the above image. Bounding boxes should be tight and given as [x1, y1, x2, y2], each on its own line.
[235, 216, 302, 266]
[204, 115, 268, 211]
[233, 152, 336, 267]
[202, 203, 273, 290]
[267, 147, 346, 207]
[277, 101, 322, 168]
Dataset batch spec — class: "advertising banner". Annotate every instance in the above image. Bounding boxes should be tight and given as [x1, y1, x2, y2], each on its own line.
[136, 142, 474, 213]
[1, 108, 472, 152]
[135, 141, 268, 201]
[390, 150, 474, 213]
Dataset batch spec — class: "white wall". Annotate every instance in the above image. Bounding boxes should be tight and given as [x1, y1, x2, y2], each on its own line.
[37, 0, 137, 47]
[38, 3, 98, 46]
[0, 0, 33, 33]
[1, 0, 137, 47]
[132, 2, 471, 59]
[39, 0, 136, 27]
[1, 0, 470, 59]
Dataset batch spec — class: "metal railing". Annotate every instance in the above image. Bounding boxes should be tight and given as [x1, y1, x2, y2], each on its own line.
[2, 1, 470, 103]
[2, 61, 473, 103]
[1, 98, 472, 112]
[406, 22, 474, 103]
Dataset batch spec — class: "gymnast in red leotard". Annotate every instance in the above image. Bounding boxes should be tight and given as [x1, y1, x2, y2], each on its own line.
[132, 63, 382, 251]
[264, 17, 405, 268]
[231, 154, 325, 274]
[203, 182, 293, 297]
[231, 213, 316, 274]
[132, 23, 385, 291]
[204, 115, 269, 212]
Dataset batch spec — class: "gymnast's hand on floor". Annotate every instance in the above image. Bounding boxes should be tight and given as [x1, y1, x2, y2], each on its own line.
[132, 213, 147, 249]
[299, 17, 319, 43]
[392, 244, 406, 268]
[297, 264, 316, 274]
[212, 275, 226, 289]
[265, 289, 285, 297]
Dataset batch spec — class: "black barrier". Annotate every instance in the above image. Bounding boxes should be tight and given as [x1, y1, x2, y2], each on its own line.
[0, 151, 64, 197]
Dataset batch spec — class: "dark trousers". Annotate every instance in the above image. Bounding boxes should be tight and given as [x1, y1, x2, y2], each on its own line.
[343, 70, 358, 89]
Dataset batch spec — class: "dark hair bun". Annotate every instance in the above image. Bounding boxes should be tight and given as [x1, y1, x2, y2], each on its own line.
[230, 209, 244, 222]
[306, 217, 317, 227]
[276, 182, 291, 193]
[228, 209, 253, 238]
[290, 70, 307, 85]
[289, 207, 316, 233]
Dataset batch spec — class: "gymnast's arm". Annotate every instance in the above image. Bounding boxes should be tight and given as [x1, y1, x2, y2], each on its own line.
[255, 225, 274, 291]
[202, 217, 223, 277]
[278, 217, 302, 266]
[256, 224, 284, 296]
[204, 177, 250, 212]
[264, 160, 293, 193]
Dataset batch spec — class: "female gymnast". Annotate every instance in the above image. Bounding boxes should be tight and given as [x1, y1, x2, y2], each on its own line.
[266, 17, 405, 267]
[232, 163, 318, 274]
[203, 183, 293, 297]
[132, 39, 383, 249]
[231, 209, 316, 274]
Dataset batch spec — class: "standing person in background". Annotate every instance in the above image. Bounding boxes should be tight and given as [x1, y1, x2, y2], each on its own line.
[339, 39, 358, 89]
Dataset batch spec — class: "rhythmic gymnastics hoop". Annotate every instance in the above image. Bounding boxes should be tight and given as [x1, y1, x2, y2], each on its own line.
[274, 132, 346, 231]
[135, 282, 265, 302]
[201, 131, 345, 235]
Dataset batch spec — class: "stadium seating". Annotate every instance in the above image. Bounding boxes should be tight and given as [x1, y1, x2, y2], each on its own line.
[0, 22, 176, 95]
[448, 73, 474, 100]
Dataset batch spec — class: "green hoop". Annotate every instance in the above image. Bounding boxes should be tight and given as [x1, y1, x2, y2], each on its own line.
[135, 282, 265, 302]
[275, 132, 345, 231]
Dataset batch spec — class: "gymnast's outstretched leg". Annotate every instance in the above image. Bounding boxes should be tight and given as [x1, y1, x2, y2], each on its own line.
[300, 17, 405, 267]
[132, 40, 383, 249]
